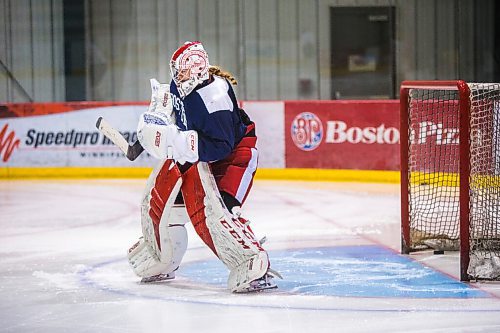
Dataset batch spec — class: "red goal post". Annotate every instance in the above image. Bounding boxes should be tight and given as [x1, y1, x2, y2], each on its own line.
[400, 80, 500, 281]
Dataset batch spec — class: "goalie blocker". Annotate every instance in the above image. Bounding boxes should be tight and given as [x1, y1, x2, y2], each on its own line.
[128, 159, 278, 292]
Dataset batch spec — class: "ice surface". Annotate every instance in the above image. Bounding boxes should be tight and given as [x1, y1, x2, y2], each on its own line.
[1, 179, 500, 333]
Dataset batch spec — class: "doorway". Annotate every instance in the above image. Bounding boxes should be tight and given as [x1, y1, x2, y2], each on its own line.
[63, 0, 86, 101]
[330, 7, 395, 99]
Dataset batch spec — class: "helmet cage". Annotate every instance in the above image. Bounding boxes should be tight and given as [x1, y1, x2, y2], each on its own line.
[170, 41, 210, 98]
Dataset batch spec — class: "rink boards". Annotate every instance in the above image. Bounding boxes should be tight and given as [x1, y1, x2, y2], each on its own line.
[0, 100, 400, 182]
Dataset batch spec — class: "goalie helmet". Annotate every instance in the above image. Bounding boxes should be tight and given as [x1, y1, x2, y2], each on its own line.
[170, 41, 210, 98]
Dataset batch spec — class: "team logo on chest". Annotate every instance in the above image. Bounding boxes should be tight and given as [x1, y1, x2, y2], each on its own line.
[171, 94, 187, 128]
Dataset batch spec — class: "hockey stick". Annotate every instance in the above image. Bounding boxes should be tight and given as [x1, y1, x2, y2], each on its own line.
[96, 117, 144, 161]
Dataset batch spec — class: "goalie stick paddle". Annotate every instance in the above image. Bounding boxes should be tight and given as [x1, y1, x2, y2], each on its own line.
[96, 117, 144, 161]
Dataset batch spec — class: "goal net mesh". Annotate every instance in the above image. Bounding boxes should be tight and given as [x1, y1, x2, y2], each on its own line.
[468, 83, 500, 279]
[406, 83, 500, 279]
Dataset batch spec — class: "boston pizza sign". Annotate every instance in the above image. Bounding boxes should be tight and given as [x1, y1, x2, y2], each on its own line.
[286, 101, 401, 170]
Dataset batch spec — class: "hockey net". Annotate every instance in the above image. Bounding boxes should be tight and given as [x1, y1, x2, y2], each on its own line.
[400, 80, 500, 281]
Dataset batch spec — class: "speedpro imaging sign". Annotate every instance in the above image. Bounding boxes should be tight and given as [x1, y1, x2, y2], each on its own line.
[0, 104, 155, 167]
[286, 101, 400, 170]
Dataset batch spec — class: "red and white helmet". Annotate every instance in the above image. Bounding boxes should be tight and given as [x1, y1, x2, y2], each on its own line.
[169, 41, 210, 98]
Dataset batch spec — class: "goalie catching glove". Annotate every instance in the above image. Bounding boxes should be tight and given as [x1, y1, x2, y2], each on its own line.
[136, 78, 199, 164]
[147, 78, 175, 122]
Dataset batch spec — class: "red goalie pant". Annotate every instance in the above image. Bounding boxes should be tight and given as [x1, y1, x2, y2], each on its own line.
[210, 134, 258, 206]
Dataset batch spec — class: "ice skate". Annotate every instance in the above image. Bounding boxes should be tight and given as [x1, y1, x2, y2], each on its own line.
[140, 271, 175, 283]
[234, 268, 282, 293]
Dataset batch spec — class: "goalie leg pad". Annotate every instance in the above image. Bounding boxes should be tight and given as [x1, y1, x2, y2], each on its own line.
[159, 206, 189, 265]
[181, 162, 270, 292]
[141, 159, 182, 253]
[127, 212, 188, 279]
[128, 159, 189, 278]
[127, 237, 174, 278]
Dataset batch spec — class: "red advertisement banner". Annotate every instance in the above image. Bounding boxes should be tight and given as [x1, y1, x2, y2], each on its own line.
[285, 101, 400, 170]
[0, 101, 146, 118]
[407, 100, 460, 173]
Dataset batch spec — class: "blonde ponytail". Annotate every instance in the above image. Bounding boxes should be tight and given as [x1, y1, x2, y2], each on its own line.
[209, 66, 238, 85]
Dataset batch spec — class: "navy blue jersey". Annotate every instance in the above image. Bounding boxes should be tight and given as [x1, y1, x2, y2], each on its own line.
[170, 76, 247, 162]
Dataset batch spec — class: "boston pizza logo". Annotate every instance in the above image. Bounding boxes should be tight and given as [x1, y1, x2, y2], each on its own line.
[291, 112, 323, 151]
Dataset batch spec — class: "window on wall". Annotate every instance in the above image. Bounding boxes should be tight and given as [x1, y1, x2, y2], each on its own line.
[63, 0, 86, 101]
[330, 6, 395, 99]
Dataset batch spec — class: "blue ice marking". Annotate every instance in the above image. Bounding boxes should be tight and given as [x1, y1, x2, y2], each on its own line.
[179, 245, 489, 298]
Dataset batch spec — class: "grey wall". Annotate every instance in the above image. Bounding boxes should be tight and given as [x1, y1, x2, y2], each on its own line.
[0, 0, 64, 102]
[0, 0, 497, 103]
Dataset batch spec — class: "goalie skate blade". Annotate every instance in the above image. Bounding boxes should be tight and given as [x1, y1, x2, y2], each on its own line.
[238, 282, 278, 293]
[235, 275, 279, 293]
[140, 273, 175, 284]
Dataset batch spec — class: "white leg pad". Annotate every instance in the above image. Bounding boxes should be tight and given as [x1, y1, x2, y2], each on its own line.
[127, 208, 188, 278]
[182, 162, 270, 292]
[127, 237, 169, 278]
[157, 206, 189, 269]
[128, 159, 189, 279]
[228, 250, 270, 293]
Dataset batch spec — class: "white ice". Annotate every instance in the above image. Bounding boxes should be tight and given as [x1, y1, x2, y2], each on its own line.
[1, 179, 500, 333]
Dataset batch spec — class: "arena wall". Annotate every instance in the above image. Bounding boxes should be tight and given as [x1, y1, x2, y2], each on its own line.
[0, 100, 400, 182]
